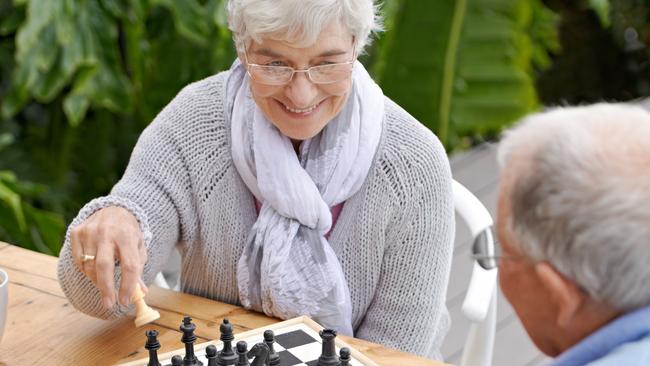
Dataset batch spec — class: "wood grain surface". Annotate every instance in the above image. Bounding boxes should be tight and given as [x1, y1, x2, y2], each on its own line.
[0, 243, 450, 366]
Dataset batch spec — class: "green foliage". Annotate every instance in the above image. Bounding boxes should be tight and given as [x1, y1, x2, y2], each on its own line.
[0, 0, 560, 253]
[0, 0, 235, 252]
[537, 0, 650, 104]
[0, 170, 65, 255]
[374, 0, 557, 150]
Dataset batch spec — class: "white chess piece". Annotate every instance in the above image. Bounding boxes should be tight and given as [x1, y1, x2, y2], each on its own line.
[132, 285, 160, 327]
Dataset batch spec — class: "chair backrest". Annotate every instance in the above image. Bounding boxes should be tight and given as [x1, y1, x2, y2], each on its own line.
[452, 180, 498, 366]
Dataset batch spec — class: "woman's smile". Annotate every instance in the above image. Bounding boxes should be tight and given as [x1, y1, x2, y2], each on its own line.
[275, 99, 324, 119]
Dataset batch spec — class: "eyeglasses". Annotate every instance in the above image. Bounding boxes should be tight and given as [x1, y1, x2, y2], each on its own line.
[468, 228, 524, 270]
[243, 44, 356, 86]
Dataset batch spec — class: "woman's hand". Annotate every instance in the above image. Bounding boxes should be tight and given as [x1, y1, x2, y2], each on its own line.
[69, 206, 148, 309]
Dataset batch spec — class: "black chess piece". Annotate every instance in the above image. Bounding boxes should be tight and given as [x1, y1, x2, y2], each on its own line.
[236, 341, 250, 366]
[263, 330, 280, 366]
[171, 355, 184, 366]
[145, 330, 161, 366]
[248, 342, 270, 366]
[339, 347, 351, 366]
[217, 319, 237, 365]
[317, 329, 340, 366]
[180, 316, 203, 366]
[206, 345, 219, 366]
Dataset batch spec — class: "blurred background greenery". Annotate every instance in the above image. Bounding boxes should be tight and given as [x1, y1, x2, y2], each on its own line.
[0, 0, 648, 254]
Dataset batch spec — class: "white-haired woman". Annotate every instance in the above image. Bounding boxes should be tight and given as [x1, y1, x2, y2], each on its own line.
[57, 0, 454, 359]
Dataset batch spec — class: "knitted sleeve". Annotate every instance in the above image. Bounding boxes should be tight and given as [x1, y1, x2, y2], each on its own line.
[56, 83, 204, 319]
[355, 104, 455, 360]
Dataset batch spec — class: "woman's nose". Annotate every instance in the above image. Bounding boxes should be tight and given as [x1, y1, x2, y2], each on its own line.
[285, 71, 318, 107]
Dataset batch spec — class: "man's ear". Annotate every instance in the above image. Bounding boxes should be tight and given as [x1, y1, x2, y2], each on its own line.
[535, 262, 584, 328]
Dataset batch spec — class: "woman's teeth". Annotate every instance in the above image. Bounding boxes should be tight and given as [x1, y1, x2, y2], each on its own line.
[285, 103, 318, 114]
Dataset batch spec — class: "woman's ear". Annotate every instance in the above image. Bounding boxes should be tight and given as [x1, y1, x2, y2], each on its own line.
[535, 262, 584, 328]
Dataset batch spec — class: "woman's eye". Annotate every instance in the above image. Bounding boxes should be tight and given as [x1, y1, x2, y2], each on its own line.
[266, 61, 287, 67]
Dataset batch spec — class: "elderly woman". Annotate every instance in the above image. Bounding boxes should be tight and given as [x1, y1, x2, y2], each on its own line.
[57, 0, 454, 359]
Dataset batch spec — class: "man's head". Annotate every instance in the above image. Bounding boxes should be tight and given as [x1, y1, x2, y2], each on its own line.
[496, 103, 650, 356]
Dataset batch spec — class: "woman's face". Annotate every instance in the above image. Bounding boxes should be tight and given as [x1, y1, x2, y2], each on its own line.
[241, 23, 355, 141]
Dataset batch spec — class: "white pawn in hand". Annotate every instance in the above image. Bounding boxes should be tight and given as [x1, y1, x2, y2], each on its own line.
[132, 285, 160, 327]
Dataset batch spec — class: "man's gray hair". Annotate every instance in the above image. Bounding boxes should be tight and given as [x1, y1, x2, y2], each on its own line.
[498, 103, 650, 311]
[227, 0, 382, 54]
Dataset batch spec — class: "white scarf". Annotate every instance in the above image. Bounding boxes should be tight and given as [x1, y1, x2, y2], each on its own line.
[227, 59, 384, 335]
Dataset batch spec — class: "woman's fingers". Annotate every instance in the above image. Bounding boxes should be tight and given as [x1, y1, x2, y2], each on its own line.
[68, 206, 146, 310]
[95, 242, 117, 309]
[116, 225, 145, 306]
[117, 252, 142, 306]
[70, 227, 84, 271]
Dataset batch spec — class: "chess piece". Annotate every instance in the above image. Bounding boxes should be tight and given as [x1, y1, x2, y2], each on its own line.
[217, 319, 237, 365]
[171, 355, 183, 366]
[263, 330, 280, 366]
[206, 345, 219, 366]
[180, 316, 203, 366]
[317, 329, 340, 366]
[248, 342, 270, 366]
[236, 341, 250, 366]
[339, 347, 351, 366]
[132, 285, 160, 327]
[145, 330, 161, 366]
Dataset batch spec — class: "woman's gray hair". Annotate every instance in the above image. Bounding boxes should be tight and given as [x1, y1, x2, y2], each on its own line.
[498, 103, 650, 311]
[227, 0, 382, 54]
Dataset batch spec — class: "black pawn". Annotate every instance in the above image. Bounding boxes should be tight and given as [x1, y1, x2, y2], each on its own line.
[236, 341, 250, 366]
[180, 316, 203, 366]
[206, 345, 219, 366]
[217, 318, 237, 365]
[263, 330, 280, 366]
[339, 348, 351, 366]
[317, 329, 340, 366]
[145, 330, 161, 366]
[171, 355, 184, 366]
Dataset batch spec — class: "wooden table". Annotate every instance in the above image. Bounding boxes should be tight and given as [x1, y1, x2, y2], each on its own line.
[0, 243, 449, 366]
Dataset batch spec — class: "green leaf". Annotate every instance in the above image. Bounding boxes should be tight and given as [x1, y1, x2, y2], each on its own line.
[211, 0, 228, 29]
[99, 0, 127, 19]
[0, 2, 25, 35]
[0, 177, 27, 232]
[589, 0, 610, 28]
[25, 205, 65, 255]
[63, 93, 91, 127]
[0, 133, 15, 151]
[151, 0, 211, 45]
[376, 0, 543, 149]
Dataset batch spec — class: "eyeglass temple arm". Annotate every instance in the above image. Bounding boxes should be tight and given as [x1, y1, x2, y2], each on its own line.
[452, 180, 498, 323]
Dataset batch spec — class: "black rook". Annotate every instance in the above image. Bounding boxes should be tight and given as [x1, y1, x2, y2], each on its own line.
[317, 329, 340, 366]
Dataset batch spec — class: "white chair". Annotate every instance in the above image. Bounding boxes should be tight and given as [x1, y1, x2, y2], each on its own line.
[452, 180, 498, 366]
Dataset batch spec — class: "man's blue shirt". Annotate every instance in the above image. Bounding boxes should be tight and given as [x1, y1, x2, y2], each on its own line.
[550, 305, 650, 366]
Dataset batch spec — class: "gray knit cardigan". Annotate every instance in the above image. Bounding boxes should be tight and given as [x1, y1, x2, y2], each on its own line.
[57, 70, 455, 359]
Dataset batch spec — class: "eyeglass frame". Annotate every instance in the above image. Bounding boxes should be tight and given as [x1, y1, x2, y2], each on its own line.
[242, 41, 357, 86]
[469, 227, 525, 270]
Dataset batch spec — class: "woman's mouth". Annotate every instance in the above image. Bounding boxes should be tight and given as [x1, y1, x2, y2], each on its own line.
[281, 100, 323, 117]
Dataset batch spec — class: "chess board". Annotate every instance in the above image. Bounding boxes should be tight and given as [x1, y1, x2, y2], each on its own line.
[119, 316, 379, 366]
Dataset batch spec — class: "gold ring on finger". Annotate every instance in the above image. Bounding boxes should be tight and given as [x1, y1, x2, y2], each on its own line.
[81, 254, 96, 263]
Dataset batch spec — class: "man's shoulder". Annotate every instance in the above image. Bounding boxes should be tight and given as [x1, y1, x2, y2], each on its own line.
[587, 334, 650, 366]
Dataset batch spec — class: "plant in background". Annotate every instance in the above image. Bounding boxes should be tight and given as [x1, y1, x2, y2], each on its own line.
[372, 0, 558, 150]
[0, 0, 235, 253]
[537, 0, 650, 104]
[0, 0, 592, 254]
[0, 167, 65, 256]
